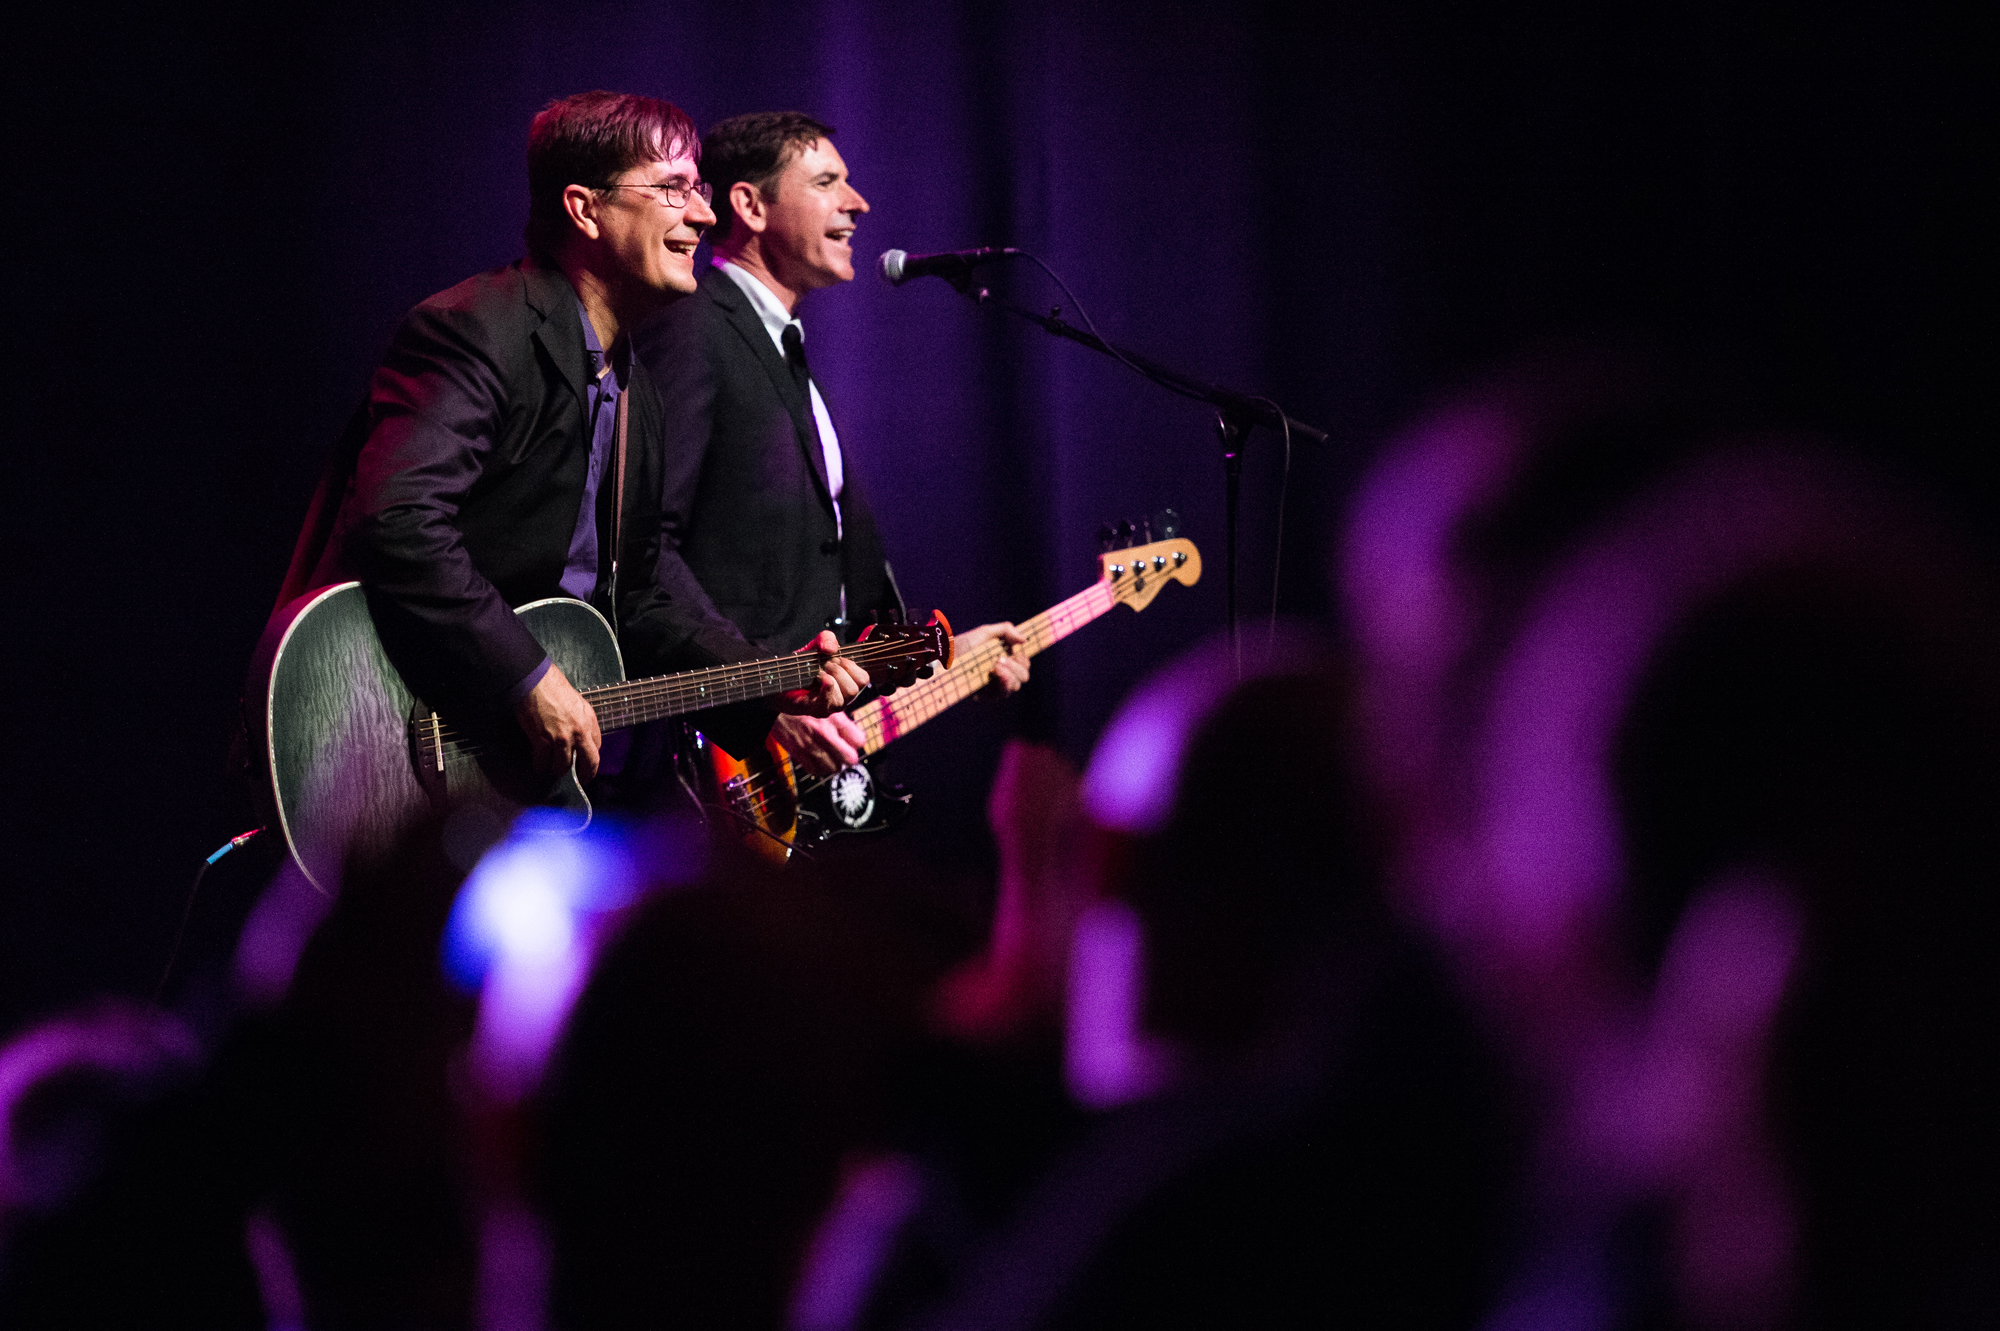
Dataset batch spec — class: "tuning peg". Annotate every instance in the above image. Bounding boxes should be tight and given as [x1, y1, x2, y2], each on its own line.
[1097, 522, 1118, 553]
[1138, 515, 1154, 544]
[1116, 519, 1135, 548]
[1152, 507, 1182, 540]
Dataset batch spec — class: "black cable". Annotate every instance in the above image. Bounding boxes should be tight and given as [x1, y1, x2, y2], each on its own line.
[154, 828, 263, 1005]
[1248, 395, 1294, 663]
[1001, 253, 1301, 665]
[1007, 251, 1217, 408]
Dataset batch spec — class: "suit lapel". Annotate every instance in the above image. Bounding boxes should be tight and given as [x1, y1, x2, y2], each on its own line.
[524, 260, 590, 414]
[706, 269, 833, 503]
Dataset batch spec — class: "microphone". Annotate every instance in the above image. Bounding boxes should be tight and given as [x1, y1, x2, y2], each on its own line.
[878, 246, 1017, 286]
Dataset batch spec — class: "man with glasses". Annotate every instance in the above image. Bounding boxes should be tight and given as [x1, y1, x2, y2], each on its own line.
[276, 92, 873, 781]
[638, 112, 1027, 776]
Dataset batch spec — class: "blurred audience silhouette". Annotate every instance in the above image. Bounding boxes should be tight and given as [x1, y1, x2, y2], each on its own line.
[1343, 349, 2000, 1328]
[816, 637, 1519, 1331]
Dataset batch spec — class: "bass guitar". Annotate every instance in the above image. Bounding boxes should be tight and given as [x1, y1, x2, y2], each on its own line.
[251, 582, 952, 890]
[700, 537, 1201, 861]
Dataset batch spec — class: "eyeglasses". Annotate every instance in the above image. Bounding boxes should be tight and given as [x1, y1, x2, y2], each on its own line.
[603, 177, 714, 208]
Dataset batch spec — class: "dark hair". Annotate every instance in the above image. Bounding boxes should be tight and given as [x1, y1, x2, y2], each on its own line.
[700, 111, 834, 245]
[524, 90, 700, 261]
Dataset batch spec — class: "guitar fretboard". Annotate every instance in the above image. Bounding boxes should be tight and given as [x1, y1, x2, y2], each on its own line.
[853, 580, 1118, 753]
[409, 617, 950, 769]
[582, 652, 831, 732]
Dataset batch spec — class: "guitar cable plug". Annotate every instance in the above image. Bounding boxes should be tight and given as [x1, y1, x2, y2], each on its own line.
[154, 827, 267, 1005]
[208, 827, 265, 864]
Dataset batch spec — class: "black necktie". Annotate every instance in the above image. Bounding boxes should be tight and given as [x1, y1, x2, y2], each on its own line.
[783, 320, 844, 628]
[781, 322, 812, 397]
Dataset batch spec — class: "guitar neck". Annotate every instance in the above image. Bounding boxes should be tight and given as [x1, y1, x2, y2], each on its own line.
[851, 580, 1117, 755]
[582, 652, 828, 732]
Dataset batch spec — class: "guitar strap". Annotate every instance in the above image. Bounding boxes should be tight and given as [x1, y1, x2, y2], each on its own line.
[607, 377, 630, 625]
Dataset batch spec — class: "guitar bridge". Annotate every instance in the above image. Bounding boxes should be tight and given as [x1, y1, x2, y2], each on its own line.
[404, 714, 446, 772]
[720, 773, 760, 820]
[406, 702, 451, 809]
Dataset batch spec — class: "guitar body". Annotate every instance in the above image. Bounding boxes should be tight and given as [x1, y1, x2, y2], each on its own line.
[698, 737, 914, 864]
[696, 730, 802, 865]
[252, 583, 625, 891]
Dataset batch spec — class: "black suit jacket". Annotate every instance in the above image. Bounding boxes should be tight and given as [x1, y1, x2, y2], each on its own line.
[636, 263, 897, 674]
[279, 258, 686, 711]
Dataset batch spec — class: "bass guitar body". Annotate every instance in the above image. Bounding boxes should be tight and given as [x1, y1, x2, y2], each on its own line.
[252, 583, 624, 892]
[696, 734, 910, 865]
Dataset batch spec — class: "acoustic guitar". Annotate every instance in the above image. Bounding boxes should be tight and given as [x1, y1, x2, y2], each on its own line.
[250, 582, 952, 890]
[700, 537, 1201, 862]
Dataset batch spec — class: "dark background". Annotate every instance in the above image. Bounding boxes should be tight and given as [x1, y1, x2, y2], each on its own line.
[2, 1, 1988, 1038]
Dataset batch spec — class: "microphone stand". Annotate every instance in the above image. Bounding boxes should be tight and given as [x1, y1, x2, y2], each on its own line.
[948, 273, 1328, 674]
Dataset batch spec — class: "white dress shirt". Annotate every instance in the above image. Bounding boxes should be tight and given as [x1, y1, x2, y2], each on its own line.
[716, 258, 844, 536]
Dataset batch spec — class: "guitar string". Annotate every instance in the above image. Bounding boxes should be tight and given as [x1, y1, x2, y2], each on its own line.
[719, 643, 1022, 814]
[425, 658, 927, 760]
[415, 634, 949, 752]
[420, 638, 936, 754]
[584, 636, 935, 731]
[425, 550, 1182, 790]
[726, 574, 1142, 811]
[740, 607, 1078, 805]
[419, 639, 941, 761]
[758, 548, 1189, 807]
[731, 579, 1125, 808]
[845, 580, 1114, 750]
[867, 585, 1116, 735]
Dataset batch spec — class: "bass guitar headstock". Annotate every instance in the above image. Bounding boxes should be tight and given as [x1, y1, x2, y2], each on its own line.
[853, 607, 956, 692]
[1097, 519, 1203, 612]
